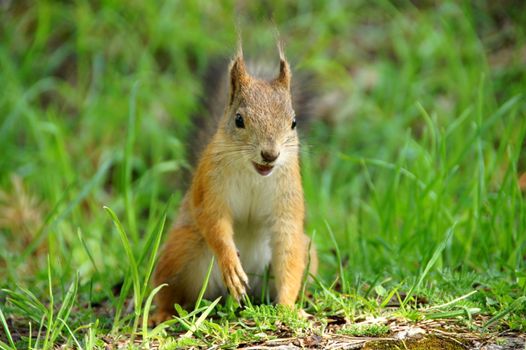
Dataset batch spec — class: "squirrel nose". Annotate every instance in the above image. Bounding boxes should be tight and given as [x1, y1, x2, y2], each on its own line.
[261, 150, 279, 163]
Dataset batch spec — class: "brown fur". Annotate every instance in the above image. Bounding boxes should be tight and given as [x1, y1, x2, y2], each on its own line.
[150, 46, 317, 325]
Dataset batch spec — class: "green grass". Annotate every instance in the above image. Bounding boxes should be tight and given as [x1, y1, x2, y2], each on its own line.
[1, 1, 526, 349]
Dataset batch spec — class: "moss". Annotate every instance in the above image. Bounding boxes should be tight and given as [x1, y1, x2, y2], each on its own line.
[336, 324, 390, 337]
[364, 336, 468, 350]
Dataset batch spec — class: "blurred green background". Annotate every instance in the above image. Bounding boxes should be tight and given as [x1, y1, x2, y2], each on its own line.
[1, 0, 525, 335]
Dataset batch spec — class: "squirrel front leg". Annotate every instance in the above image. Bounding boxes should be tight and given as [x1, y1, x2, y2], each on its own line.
[271, 193, 307, 306]
[199, 217, 248, 301]
[191, 173, 248, 301]
[272, 228, 306, 306]
[271, 163, 308, 306]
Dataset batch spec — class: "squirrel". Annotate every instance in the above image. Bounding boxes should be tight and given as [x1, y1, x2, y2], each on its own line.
[150, 43, 318, 325]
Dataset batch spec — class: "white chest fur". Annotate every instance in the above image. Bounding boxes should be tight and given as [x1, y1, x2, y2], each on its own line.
[225, 168, 276, 289]
[225, 168, 277, 225]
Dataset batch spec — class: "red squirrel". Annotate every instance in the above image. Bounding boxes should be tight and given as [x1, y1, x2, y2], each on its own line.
[151, 45, 317, 324]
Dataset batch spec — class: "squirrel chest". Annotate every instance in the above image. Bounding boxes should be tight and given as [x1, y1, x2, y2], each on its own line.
[223, 167, 277, 282]
[225, 168, 277, 227]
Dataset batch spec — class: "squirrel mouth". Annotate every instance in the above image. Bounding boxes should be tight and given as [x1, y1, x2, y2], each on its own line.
[252, 162, 274, 176]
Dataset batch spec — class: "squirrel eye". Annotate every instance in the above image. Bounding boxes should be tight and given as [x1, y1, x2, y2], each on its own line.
[235, 113, 245, 128]
[291, 118, 297, 130]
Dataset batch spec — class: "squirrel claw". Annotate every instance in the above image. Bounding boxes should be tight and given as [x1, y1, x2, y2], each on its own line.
[222, 259, 249, 301]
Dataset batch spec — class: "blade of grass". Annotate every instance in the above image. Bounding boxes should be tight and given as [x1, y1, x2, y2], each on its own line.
[417, 102, 438, 159]
[0, 340, 15, 350]
[194, 256, 215, 311]
[166, 303, 218, 332]
[299, 229, 317, 307]
[112, 198, 173, 323]
[28, 321, 32, 349]
[309, 273, 346, 311]
[103, 206, 141, 337]
[142, 283, 167, 339]
[43, 256, 54, 350]
[50, 274, 79, 344]
[183, 297, 221, 338]
[380, 285, 401, 308]
[425, 290, 478, 310]
[77, 227, 116, 304]
[0, 306, 15, 349]
[123, 81, 140, 243]
[34, 314, 46, 350]
[2, 287, 47, 323]
[403, 223, 456, 307]
[425, 307, 480, 320]
[483, 296, 526, 329]
[140, 199, 170, 300]
[57, 318, 83, 350]
[325, 221, 347, 293]
[77, 228, 100, 274]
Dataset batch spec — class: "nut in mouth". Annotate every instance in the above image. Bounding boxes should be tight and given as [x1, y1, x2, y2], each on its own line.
[252, 162, 274, 176]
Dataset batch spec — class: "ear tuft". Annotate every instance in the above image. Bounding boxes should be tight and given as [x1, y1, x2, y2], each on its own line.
[228, 49, 249, 105]
[275, 41, 291, 90]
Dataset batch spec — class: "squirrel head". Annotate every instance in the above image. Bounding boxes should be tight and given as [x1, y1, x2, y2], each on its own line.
[219, 46, 298, 177]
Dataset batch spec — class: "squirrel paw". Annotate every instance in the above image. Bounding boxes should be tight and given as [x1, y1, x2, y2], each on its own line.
[148, 310, 172, 327]
[221, 258, 249, 301]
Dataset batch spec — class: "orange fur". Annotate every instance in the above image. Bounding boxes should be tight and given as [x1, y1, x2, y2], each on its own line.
[151, 46, 317, 325]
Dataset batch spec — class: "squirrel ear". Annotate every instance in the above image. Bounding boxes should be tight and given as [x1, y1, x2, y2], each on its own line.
[274, 43, 291, 90]
[228, 51, 249, 105]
